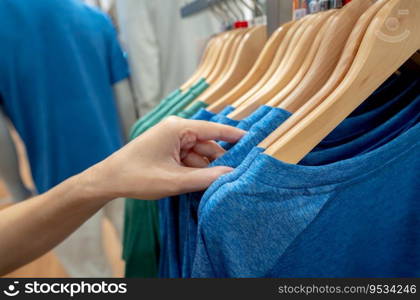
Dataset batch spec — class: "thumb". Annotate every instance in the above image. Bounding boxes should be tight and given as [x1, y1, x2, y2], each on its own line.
[178, 166, 234, 194]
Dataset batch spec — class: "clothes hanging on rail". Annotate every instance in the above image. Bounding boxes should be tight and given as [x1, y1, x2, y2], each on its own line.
[123, 0, 420, 279]
[124, 21, 264, 276]
[190, 77, 419, 278]
[156, 71, 420, 278]
[193, 122, 419, 277]
[0, 0, 128, 277]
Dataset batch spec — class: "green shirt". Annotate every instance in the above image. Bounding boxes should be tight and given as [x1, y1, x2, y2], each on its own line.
[132, 79, 209, 138]
[130, 89, 182, 137]
[130, 89, 181, 137]
[177, 100, 208, 119]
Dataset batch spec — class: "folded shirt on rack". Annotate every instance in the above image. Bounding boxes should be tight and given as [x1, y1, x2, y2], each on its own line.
[191, 99, 420, 277]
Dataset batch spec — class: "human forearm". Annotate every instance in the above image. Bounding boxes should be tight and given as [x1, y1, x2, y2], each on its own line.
[0, 169, 111, 276]
[0, 118, 244, 275]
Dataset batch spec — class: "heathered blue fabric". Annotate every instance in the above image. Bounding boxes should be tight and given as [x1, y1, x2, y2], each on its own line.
[208, 106, 239, 126]
[158, 107, 218, 278]
[210, 114, 239, 126]
[269, 124, 420, 277]
[219, 106, 236, 116]
[159, 108, 291, 278]
[180, 109, 292, 277]
[160, 72, 419, 278]
[190, 108, 216, 122]
[191, 100, 420, 277]
[219, 105, 273, 150]
[189, 84, 419, 276]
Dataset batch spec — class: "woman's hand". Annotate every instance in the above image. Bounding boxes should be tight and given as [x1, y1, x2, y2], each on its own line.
[84, 117, 246, 200]
[0, 117, 244, 275]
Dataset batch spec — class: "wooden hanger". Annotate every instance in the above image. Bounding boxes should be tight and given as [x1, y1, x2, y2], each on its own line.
[179, 37, 213, 91]
[261, 0, 388, 149]
[202, 28, 248, 87]
[274, 0, 373, 112]
[207, 28, 251, 85]
[180, 35, 221, 91]
[262, 11, 337, 110]
[206, 21, 296, 113]
[197, 25, 268, 105]
[265, 0, 420, 164]
[229, 10, 336, 120]
[226, 17, 309, 111]
[180, 29, 241, 92]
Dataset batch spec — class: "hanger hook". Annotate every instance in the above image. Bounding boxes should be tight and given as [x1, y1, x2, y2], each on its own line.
[211, 1, 230, 26]
[232, 0, 246, 21]
[225, 0, 243, 21]
[237, 0, 254, 16]
[252, 0, 265, 17]
[218, 0, 239, 22]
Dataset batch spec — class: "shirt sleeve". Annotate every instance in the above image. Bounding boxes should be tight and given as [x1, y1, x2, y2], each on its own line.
[104, 16, 130, 85]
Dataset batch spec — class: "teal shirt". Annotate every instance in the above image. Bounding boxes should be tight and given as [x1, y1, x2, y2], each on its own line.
[178, 101, 209, 119]
[132, 79, 209, 137]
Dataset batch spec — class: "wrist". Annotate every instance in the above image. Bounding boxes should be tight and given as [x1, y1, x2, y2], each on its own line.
[71, 166, 117, 206]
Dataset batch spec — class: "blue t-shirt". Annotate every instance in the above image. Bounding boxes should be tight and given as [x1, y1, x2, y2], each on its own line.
[158, 106, 282, 277]
[269, 130, 419, 278]
[191, 105, 419, 278]
[209, 106, 239, 127]
[0, 0, 128, 193]
[187, 92, 420, 277]
[219, 105, 272, 150]
[158, 107, 217, 277]
[179, 108, 292, 278]
[160, 72, 419, 278]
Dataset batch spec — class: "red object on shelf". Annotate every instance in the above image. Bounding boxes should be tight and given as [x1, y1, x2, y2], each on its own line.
[234, 21, 249, 28]
[343, 0, 352, 5]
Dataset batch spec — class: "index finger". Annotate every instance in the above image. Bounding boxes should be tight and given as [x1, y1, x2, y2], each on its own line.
[179, 119, 246, 144]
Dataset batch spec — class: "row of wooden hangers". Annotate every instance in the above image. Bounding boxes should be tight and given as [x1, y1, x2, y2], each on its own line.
[179, 0, 420, 164]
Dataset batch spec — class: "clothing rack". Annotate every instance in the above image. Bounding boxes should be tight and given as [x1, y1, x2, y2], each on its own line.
[181, 0, 220, 18]
[181, 0, 266, 19]
[181, 0, 263, 18]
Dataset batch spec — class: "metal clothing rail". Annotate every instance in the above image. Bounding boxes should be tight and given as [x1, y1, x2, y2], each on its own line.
[181, 0, 220, 18]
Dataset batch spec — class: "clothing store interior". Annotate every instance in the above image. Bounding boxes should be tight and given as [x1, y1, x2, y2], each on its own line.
[0, 0, 419, 278]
